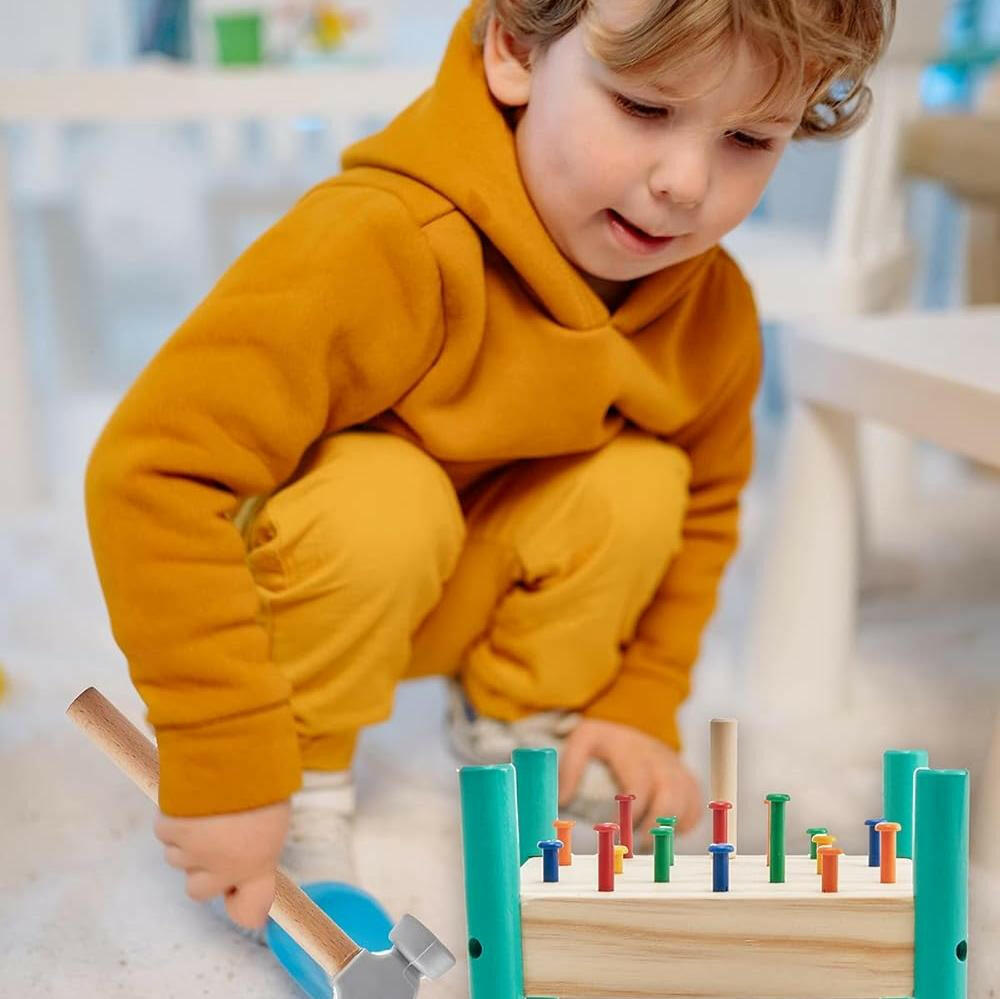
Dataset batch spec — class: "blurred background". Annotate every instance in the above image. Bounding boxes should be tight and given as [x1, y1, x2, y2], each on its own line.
[0, 2, 998, 997]
[0, 0, 997, 501]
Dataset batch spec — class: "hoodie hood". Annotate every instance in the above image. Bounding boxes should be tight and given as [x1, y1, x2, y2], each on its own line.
[341, 5, 718, 335]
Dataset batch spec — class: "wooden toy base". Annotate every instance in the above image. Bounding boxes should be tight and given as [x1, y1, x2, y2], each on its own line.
[520, 854, 914, 998]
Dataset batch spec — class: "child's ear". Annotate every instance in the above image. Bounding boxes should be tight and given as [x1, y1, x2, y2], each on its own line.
[483, 15, 534, 107]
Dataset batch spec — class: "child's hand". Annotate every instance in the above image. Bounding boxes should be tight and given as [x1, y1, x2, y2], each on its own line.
[558, 718, 702, 840]
[154, 800, 291, 930]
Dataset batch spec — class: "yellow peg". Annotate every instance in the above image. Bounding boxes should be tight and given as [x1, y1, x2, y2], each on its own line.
[614, 843, 628, 875]
[812, 833, 836, 874]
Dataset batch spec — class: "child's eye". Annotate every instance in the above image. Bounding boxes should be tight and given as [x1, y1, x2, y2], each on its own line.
[613, 93, 670, 120]
[727, 131, 774, 152]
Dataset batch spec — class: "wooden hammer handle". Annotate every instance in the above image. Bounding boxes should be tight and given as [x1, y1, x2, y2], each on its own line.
[67, 686, 361, 978]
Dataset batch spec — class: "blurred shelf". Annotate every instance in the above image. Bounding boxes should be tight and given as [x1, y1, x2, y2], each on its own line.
[934, 45, 1000, 70]
[0, 62, 436, 123]
[903, 112, 1000, 207]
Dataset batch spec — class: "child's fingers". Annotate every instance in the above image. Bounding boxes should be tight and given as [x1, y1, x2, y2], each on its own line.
[637, 783, 672, 838]
[645, 779, 700, 837]
[184, 869, 230, 902]
[627, 781, 656, 833]
[153, 813, 181, 847]
[634, 787, 669, 836]
[677, 780, 703, 834]
[163, 845, 194, 870]
[603, 754, 654, 822]
[224, 872, 276, 930]
[157, 829, 216, 872]
[154, 813, 217, 856]
[558, 730, 594, 807]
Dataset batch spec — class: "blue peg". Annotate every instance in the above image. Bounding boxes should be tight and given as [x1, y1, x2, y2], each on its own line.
[708, 842, 735, 892]
[538, 839, 563, 883]
[865, 818, 884, 867]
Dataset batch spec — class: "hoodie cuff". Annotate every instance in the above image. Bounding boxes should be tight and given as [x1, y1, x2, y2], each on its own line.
[582, 671, 687, 751]
[155, 701, 302, 817]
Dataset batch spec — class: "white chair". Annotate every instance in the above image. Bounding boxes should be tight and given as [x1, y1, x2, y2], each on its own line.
[744, 305, 1000, 849]
[723, 1, 955, 541]
[722, 0, 953, 321]
[745, 304, 1000, 688]
[744, 50, 1000, 873]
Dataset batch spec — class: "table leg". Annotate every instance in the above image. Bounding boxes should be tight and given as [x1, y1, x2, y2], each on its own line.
[743, 401, 860, 714]
[0, 128, 42, 506]
[975, 707, 1000, 873]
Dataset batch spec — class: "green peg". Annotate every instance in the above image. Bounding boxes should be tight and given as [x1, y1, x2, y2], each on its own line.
[656, 816, 678, 866]
[511, 748, 557, 865]
[650, 826, 673, 883]
[806, 826, 829, 861]
[883, 748, 929, 859]
[766, 794, 791, 884]
[914, 768, 968, 999]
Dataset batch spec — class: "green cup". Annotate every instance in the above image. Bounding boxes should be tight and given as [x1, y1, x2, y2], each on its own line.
[214, 12, 263, 65]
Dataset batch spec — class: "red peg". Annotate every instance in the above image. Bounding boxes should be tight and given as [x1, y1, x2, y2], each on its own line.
[615, 794, 637, 858]
[593, 822, 620, 892]
[709, 800, 733, 845]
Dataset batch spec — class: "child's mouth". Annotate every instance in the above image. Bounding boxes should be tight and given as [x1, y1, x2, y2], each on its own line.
[606, 210, 675, 255]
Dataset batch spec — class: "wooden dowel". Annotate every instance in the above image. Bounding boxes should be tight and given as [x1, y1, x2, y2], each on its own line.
[710, 718, 738, 853]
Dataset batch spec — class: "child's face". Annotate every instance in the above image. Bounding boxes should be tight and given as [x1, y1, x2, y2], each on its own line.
[505, 12, 807, 297]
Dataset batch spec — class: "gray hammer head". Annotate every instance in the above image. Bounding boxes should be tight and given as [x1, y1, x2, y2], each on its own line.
[333, 913, 456, 998]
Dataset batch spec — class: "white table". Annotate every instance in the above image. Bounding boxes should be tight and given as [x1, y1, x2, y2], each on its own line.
[743, 305, 1000, 873]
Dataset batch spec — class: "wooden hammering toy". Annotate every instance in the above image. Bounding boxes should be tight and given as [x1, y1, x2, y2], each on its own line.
[66, 687, 455, 999]
[459, 737, 970, 999]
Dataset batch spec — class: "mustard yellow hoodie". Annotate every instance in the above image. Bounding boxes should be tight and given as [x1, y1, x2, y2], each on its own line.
[86, 7, 762, 817]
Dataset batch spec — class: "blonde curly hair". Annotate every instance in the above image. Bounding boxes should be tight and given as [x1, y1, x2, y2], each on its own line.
[474, 0, 896, 139]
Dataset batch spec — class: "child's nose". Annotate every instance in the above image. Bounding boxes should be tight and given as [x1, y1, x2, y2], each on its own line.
[648, 140, 710, 209]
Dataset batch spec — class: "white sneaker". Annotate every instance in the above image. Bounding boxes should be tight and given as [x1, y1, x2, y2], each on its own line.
[281, 769, 358, 886]
[207, 769, 357, 945]
[446, 681, 620, 828]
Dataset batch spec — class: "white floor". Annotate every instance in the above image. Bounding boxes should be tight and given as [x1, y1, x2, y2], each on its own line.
[1, 395, 998, 998]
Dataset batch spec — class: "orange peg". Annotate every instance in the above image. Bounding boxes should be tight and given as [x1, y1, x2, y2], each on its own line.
[876, 821, 902, 884]
[819, 846, 845, 892]
[553, 819, 575, 866]
[812, 833, 836, 874]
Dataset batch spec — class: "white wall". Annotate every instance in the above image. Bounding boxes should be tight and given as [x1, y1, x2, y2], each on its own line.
[0, 0, 133, 69]
[0, 0, 469, 70]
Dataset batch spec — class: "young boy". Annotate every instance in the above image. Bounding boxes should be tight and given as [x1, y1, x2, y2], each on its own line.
[86, 0, 894, 933]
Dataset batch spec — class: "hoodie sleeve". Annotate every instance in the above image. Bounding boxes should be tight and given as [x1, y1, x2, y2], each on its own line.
[85, 182, 444, 816]
[582, 260, 762, 750]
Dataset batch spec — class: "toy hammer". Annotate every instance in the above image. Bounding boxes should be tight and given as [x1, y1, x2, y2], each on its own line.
[67, 687, 455, 998]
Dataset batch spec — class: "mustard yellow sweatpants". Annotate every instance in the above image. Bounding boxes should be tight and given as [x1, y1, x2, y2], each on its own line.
[242, 429, 690, 771]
